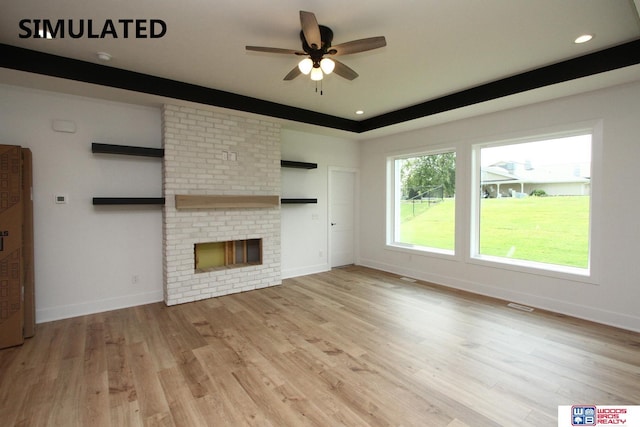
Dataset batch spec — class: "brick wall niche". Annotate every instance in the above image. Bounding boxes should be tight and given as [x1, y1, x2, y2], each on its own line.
[162, 104, 281, 306]
[195, 239, 262, 272]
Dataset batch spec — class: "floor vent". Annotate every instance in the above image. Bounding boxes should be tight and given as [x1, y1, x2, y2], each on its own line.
[507, 302, 534, 312]
[400, 277, 417, 283]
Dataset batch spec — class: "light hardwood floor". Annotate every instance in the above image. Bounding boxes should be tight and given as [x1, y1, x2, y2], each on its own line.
[1, 266, 639, 426]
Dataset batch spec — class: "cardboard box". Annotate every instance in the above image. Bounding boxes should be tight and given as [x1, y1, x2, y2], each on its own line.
[22, 148, 35, 338]
[0, 145, 25, 349]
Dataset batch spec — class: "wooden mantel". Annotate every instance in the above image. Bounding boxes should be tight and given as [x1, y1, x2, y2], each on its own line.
[175, 195, 280, 209]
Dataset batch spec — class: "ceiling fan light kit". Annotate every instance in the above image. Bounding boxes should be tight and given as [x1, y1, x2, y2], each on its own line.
[298, 58, 313, 74]
[246, 10, 386, 87]
[297, 54, 335, 81]
[320, 58, 335, 75]
[310, 67, 324, 81]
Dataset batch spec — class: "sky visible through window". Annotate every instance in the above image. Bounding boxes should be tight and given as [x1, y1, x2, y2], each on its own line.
[481, 135, 591, 172]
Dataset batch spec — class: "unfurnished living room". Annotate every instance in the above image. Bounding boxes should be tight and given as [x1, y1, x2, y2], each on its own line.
[1, 1, 640, 426]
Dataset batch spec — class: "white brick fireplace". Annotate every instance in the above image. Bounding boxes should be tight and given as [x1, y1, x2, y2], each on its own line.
[162, 104, 281, 305]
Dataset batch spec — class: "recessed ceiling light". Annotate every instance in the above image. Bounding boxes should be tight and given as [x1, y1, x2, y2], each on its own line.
[355, 110, 364, 115]
[97, 52, 112, 61]
[574, 34, 594, 44]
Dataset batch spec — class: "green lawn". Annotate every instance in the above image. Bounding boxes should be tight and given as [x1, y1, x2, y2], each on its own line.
[400, 199, 456, 250]
[400, 196, 590, 268]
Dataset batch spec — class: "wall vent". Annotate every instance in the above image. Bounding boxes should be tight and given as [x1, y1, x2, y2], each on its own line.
[507, 302, 534, 312]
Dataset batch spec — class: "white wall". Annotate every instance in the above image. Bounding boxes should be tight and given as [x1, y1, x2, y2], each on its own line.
[5, 78, 638, 332]
[0, 84, 359, 322]
[359, 80, 640, 332]
[0, 84, 163, 322]
[281, 129, 359, 278]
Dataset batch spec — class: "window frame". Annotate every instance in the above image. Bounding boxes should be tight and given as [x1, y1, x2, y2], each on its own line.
[468, 122, 602, 283]
[386, 147, 459, 259]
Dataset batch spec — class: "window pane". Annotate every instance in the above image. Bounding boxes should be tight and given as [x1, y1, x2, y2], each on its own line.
[478, 135, 591, 269]
[395, 152, 456, 252]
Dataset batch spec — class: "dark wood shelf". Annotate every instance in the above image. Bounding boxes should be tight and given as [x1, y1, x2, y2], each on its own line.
[92, 143, 164, 158]
[281, 160, 317, 203]
[281, 198, 318, 204]
[281, 160, 317, 169]
[93, 197, 165, 206]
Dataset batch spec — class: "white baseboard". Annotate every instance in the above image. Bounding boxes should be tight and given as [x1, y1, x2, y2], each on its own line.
[281, 263, 330, 280]
[358, 258, 640, 333]
[36, 289, 165, 324]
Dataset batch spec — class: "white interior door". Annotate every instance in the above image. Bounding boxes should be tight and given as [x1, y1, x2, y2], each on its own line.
[329, 168, 357, 267]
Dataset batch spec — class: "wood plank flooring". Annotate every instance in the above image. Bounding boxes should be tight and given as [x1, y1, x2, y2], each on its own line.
[1, 266, 639, 426]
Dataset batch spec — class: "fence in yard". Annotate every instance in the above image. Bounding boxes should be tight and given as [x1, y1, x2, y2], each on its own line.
[406, 185, 444, 216]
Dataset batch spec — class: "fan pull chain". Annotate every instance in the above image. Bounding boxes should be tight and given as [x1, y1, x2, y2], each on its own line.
[314, 80, 324, 95]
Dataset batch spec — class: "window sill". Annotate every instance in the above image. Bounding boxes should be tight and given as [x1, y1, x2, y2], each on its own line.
[386, 243, 457, 261]
[468, 254, 597, 285]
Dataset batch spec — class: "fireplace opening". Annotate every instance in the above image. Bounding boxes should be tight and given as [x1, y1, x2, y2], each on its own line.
[194, 239, 262, 272]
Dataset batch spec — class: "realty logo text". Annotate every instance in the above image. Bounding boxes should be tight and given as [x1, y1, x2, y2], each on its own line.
[572, 405, 628, 425]
[18, 19, 167, 39]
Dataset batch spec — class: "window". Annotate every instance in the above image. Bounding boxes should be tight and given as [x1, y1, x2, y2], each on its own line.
[389, 150, 456, 254]
[472, 133, 592, 273]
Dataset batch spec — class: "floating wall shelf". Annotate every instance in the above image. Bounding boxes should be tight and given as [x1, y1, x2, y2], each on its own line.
[280, 160, 317, 169]
[175, 195, 280, 209]
[281, 159, 318, 203]
[92, 142, 164, 158]
[280, 198, 318, 204]
[93, 197, 166, 205]
[92, 142, 164, 208]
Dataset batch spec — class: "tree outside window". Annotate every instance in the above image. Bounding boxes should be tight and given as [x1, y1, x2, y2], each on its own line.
[392, 151, 456, 253]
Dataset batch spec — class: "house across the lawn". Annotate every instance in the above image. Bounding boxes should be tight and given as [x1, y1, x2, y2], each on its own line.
[481, 160, 591, 197]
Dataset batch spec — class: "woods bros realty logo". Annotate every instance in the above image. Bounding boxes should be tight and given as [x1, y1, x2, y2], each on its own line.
[18, 19, 167, 39]
[558, 405, 640, 426]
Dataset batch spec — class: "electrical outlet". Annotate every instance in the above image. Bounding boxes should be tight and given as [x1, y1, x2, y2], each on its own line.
[132, 275, 139, 284]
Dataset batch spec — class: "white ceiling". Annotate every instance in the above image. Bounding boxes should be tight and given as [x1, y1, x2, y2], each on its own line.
[2, 0, 640, 137]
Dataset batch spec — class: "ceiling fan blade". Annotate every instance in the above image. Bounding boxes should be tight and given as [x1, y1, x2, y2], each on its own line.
[332, 60, 359, 80]
[300, 11, 321, 49]
[330, 36, 387, 56]
[283, 66, 302, 81]
[246, 46, 305, 55]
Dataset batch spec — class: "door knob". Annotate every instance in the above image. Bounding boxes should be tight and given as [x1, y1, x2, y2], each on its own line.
[331, 222, 336, 226]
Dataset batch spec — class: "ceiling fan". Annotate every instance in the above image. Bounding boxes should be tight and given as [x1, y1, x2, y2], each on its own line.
[246, 11, 386, 82]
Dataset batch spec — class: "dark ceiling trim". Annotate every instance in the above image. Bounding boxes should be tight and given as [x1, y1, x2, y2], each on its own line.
[358, 38, 640, 132]
[0, 43, 358, 132]
[1, 39, 640, 133]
